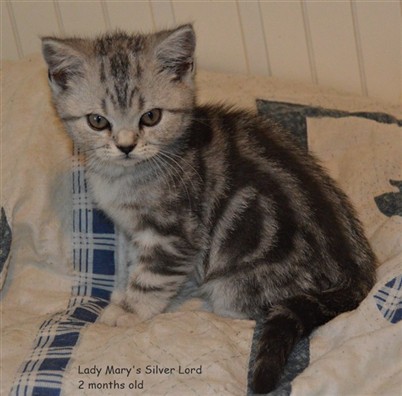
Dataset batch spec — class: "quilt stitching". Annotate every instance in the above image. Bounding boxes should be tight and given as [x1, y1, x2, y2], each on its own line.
[10, 148, 116, 396]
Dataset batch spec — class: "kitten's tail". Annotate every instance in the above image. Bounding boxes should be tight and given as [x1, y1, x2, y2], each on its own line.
[251, 287, 366, 394]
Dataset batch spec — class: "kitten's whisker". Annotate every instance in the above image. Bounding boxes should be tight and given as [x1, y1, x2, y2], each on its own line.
[160, 150, 204, 185]
[150, 156, 175, 198]
[156, 151, 199, 197]
[154, 153, 194, 210]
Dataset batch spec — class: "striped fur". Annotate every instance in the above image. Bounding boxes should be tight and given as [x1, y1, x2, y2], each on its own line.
[42, 25, 376, 393]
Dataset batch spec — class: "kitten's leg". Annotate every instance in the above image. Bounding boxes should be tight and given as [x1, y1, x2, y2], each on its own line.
[101, 240, 193, 327]
[111, 229, 132, 297]
[99, 231, 137, 325]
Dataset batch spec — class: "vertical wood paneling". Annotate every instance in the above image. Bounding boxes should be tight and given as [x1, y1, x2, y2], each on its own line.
[1, 1, 400, 105]
[57, 1, 106, 36]
[260, 2, 313, 83]
[237, 1, 270, 76]
[305, 2, 362, 95]
[355, 2, 401, 104]
[151, 0, 176, 28]
[11, 1, 60, 57]
[300, 1, 318, 84]
[53, 1, 66, 35]
[105, 1, 154, 33]
[100, 2, 112, 30]
[350, 1, 368, 97]
[2, 2, 21, 60]
[173, 0, 247, 74]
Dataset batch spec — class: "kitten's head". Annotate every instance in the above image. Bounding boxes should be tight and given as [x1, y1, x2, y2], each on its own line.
[42, 25, 196, 171]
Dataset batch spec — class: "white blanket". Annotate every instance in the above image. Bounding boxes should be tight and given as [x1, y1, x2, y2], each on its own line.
[1, 55, 401, 396]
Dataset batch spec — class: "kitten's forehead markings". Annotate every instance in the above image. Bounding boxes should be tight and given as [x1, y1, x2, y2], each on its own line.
[104, 83, 141, 114]
[105, 87, 117, 108]
[109, 52, 131, 110]
[138, 94, 145, 112]
[96, 44, 143, 111]
[135, 59, 143, 80]
[101, 98, 107, 115]
[128, 87, 138, 108]
[99, 60, 106, 83]
[114, 82, 129, 109]
[110, 60, 142, 111]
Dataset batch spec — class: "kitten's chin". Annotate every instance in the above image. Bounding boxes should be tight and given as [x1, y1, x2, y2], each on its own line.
[86, 154, 138, 175]
[112, 157, 140, 167]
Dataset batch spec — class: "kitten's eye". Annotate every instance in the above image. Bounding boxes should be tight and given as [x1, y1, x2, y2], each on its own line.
[140, 109, 162, 127]
[87, 114, 110, 131]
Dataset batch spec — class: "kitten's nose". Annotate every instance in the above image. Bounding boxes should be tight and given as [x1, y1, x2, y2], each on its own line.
[117, 144, 135, 155]
[114, 129, 137, 155]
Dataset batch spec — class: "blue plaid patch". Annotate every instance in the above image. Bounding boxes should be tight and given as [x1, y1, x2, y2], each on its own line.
[11, 148, 116, 395]
[373, 274, 402, 324]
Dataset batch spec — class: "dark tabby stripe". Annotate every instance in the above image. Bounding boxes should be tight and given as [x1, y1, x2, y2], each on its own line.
[130, 281, 164, 293]
[139, 248, 190, 277]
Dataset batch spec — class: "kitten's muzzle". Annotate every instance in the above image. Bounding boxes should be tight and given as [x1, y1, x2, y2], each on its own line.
[113, 129, 137, 156]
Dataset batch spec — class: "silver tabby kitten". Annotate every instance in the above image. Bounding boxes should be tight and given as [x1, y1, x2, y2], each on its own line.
[42, 25, 376, 393]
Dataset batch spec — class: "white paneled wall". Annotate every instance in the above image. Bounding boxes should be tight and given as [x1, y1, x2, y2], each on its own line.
[2, 1, 401, 105]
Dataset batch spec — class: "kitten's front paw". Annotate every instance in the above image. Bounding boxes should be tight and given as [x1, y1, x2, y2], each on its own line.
[98, 291, 141, 327]
[99, 303, 141, 327]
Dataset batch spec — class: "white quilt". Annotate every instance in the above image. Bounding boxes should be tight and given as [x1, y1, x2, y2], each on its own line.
[1, 55, 401, 396]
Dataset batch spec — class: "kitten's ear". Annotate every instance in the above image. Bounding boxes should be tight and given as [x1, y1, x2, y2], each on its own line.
[41, 37, 86, 92]
[155, 24, 196, 80]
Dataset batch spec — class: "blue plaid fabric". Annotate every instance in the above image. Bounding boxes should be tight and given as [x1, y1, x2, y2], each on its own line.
[373, 275, 402, 324]
[10, 148, 116, 396]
